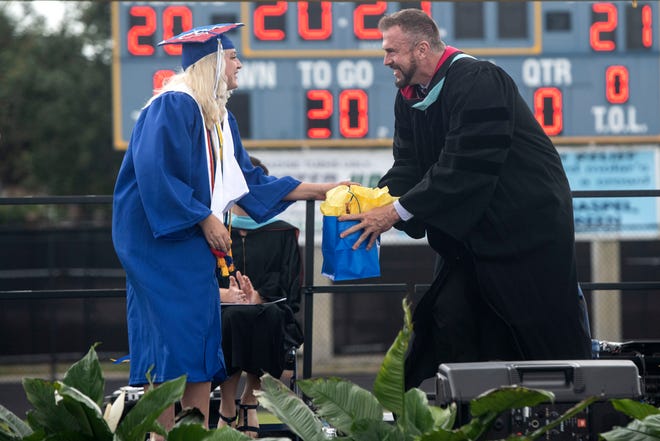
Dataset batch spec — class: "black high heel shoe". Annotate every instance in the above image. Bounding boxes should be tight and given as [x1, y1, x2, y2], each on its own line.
[218, 409, 237, 428]
[237, 403, 259, 437]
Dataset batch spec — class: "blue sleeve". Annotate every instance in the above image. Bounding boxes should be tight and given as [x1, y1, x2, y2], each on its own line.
[131, 93, 211, 238]
[228, 112, 301, 223]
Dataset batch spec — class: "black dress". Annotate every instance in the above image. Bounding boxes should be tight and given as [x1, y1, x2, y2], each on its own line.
[219, 219, 303, 378]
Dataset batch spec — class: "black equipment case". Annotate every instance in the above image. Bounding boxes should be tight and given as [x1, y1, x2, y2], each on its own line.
[435, 359, 642, 440]
[597, 340, 660, 406]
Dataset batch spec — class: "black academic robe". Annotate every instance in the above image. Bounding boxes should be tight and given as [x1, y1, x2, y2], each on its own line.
[219, 220, 303, 378]
[379, 49, 592, 389]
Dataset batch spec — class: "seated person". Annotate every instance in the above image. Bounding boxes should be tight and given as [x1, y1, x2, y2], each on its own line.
[217, 157, 304, 438]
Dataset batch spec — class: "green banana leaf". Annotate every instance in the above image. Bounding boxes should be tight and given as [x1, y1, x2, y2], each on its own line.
[296, 377, 383, 435]
[399, 387, 436, 437]
[470, 387, 554, 418]
[256, 374, 327, 441]
[600, 413, 660, 441]
[462, 387, 554, 440]
[350, 418, 402, 441]
[428, 403, 457, 431]
[611, 399, 660, 421]
[372, 299, 412, 417]
[167, 423, 208, 441]
[417, 427, 470, 441]
[0, 403, 32, 440]
[521, 396, 597, 441]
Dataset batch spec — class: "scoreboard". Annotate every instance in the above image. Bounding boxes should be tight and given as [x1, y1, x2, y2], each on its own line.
[111, 1, 660, 150]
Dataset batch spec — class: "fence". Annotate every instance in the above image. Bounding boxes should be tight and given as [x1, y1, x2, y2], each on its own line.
[2, 192, 660, 380]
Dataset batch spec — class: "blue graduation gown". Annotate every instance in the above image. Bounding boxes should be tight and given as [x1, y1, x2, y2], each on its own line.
[112, 91, 300, 386]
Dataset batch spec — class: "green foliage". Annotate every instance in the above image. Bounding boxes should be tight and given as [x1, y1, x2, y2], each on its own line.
[62, 344, 105, 408]
[0, 403, 32, 440]
[600, 399, 660, 440]
[0, 346, 286, 440]
[0, 2, 123, 197]
[372, 297, 411, 417]
[258, 375, 327, 441]
[256, 299, 602, 441]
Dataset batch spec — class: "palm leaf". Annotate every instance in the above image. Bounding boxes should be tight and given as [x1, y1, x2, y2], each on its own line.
[297, 377, 383, 435]
[600, 413, 660, 441]
[256, 374, 327, 441]
[0, 403, 33, 438]
[611, 399, 660, 421]
[204, 426, 252, 441]
[428, 402, 457, 431]
[350, 418, 402, 441]
[418, 428, 470, 441]
[524, 396, 597, 441]
[373, 299, 412, 416]
[399, 387, 435, 436]
[470, 387, 554, 418]
[464, 387, 555, 441]
[166, 423, 208, 441]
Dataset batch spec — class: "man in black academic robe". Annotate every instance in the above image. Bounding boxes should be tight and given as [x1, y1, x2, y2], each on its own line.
[340, 9, 592, 389]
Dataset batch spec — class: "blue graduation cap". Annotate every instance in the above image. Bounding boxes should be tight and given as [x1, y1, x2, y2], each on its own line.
[158, 23, 244, 70]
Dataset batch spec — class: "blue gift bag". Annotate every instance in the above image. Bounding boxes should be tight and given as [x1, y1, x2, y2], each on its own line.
[321, 216, 380, 281]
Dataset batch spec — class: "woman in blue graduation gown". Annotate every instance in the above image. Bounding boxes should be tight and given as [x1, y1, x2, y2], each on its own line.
[112, 24, 341, 435]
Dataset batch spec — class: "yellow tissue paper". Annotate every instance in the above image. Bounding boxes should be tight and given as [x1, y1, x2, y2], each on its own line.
[320, 185, 398, 216]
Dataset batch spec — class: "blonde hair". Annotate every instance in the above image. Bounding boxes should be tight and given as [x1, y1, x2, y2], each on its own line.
[157, 51, 229, 129]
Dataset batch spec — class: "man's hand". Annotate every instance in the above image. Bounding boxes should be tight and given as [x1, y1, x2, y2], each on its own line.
[199, 214, 231, 252]
[339, 204, 401, 250]
[220, 276, 248, 303]
[235, 271, 262, 304]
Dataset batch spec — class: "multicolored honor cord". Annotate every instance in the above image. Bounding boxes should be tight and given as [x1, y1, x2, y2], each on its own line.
[208, 122, 234, 276]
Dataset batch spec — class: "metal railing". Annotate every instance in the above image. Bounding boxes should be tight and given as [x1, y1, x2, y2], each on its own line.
[2, 193, 660, 379]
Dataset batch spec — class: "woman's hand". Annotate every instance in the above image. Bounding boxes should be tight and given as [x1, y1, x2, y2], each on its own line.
[284, 181, 359, 201]
[199, 214, 231, 252]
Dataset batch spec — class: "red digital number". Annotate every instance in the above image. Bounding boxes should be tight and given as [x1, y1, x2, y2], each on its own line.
[534, 87, 563, 136]
[127, 5, 157, 56]
[253, 2, 432, 42]
[420, 2, 432, 15]
[353, 2, 387, 40]
[590, 2, 617, 51]
[127, 5, 193, 57]
[307, 90, 333, 138]
[161, 6, 193, 56]
[339, 90, 368, 138]
[605, 65, 629, 104]
[306, 90, 370, 139]
[253, 2, 288, 41]
[641, 4, 653, 48]
[299, 2, 332, 40]
[153, 70, 175, 93]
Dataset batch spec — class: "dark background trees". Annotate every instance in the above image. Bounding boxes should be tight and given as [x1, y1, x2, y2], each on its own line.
[0, 1, 122, 197]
